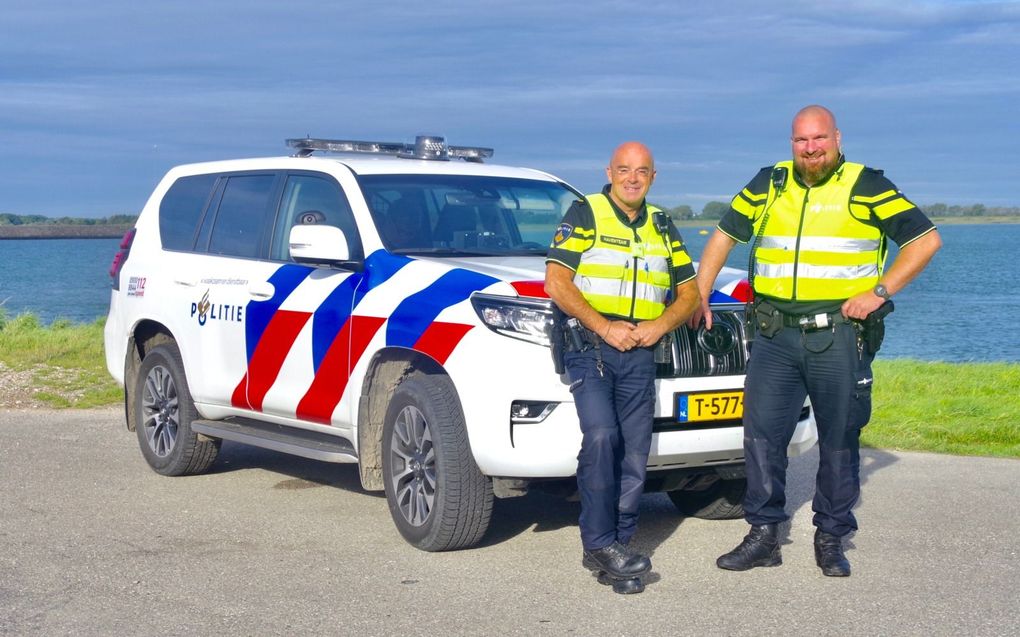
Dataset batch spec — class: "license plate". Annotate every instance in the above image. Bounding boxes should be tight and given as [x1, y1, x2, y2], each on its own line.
[676, 391, 744, 423]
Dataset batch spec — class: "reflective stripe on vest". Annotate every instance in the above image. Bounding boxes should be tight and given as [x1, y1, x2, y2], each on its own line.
[574, 193, 672, 320]
[754, 161, 885, 301]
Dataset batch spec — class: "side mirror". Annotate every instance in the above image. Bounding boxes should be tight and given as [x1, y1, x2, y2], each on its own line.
[289, 224, 355, 266]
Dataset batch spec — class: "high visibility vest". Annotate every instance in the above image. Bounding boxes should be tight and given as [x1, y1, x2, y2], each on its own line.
[753, 161, 885, 301]
[574, 194, 673, 320]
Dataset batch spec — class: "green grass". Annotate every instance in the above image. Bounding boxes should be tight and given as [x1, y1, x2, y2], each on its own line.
[866, 359, 1020, 458]
[0, 312, 122, 408]
[1, 311, 1017, 458]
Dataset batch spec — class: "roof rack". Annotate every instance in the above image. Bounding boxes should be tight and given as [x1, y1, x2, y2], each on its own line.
[286, 135, 494, 163]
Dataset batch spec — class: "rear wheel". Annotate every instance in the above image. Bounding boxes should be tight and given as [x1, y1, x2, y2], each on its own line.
[382, 372, 492, 551]
[134, 342, 220, 476]
[668, 477, 746, 520]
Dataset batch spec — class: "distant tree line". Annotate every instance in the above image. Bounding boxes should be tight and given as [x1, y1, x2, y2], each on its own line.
[654, 202, 1020, 221]
[921, 203, 1020, 217]
[0, 213, 138, 226]
[2, 200, 1017, 230]
[652, 202, 732, 221]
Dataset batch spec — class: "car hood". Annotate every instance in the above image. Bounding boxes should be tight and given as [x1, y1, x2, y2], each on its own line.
[417, 256, 546, 282]
[412, 255, 750, 302]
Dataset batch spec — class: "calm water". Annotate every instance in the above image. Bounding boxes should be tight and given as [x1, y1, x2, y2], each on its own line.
[1, 238, 120, 326]
[1, 224, 1017, 362]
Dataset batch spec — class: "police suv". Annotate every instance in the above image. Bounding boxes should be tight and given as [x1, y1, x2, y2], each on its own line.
[104, 136, 817, 551]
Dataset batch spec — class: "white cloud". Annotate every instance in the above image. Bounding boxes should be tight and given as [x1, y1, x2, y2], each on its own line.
[1, 0, 1018, 215]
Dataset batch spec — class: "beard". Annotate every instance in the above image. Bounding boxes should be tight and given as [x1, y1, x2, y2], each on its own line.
[795, 153, 840, 185]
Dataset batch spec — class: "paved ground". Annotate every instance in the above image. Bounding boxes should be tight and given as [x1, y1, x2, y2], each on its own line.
[1, 408, 1017, 636]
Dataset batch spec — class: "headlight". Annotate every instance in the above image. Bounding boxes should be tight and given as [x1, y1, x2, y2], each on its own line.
[471, 293, 554, 346]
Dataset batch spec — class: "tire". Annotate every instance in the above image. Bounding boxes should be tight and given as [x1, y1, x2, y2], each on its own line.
[381, 372, 493, 551]
[134, 342, 220, 476]
[668, 477, 746, 520]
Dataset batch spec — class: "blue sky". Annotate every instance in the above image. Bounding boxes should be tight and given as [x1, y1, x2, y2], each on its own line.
[2, 0, 1017, 217]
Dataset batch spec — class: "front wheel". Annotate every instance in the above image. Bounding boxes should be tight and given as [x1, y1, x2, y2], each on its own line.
[133, 342, 220, 476]
[668, 477, 746, 520]
[381, 372, 493, 551]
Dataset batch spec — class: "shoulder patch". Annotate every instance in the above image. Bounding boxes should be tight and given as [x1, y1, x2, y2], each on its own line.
[552, 223, 573, 246]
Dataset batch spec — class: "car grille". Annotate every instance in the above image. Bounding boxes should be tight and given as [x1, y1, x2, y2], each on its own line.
[656, 304, 750, 378]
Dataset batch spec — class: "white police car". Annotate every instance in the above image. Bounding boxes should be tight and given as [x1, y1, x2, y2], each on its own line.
[104, 135, 817, 551]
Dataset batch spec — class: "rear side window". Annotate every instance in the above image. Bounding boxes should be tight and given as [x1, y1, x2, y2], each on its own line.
[159, 174, 217, 250]
[207, 174, 277, 258]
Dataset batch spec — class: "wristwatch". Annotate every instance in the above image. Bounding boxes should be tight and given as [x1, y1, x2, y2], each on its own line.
[873, 283, 891, 300]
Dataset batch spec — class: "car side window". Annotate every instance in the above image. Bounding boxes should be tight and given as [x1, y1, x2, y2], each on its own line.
[207, 174, 277, 258]
[158, 174, 217, 251]
[272, 173, 362, 261]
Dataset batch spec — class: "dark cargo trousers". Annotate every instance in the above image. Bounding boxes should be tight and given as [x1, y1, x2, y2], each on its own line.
[565, 344, 655, 551]
[742, 320, 874, 537]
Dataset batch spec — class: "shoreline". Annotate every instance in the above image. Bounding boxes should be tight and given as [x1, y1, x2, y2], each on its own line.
[668, 215, 1020, 228]
[0, 225, 133, 240]
[1, 217, 1017, 240]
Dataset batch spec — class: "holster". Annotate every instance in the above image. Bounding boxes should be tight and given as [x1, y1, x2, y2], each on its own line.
[752, 300, 783, 338]
[563, 317, 596, 352]
[860, 300, 895, 355]
[550, 307, 567, 374]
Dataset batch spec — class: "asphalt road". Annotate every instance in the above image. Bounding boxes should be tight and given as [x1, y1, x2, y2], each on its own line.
[1, 408, 1017, 636]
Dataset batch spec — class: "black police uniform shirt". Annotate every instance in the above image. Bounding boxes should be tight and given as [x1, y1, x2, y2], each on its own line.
[718, 159, 937, 316]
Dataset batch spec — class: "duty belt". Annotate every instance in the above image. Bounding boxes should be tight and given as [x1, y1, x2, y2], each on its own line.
[782, 310, 849, 331]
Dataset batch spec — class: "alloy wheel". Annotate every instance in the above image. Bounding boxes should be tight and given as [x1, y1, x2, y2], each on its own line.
[140, 364, 179, 457]
[387, 404, 436, 527]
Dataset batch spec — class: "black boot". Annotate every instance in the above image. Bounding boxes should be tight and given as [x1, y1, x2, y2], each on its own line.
[582, 541, 652, 579]
[814, 529, 851, 577]
[594, 571, 645, 594]
[716, 524, 782, 571]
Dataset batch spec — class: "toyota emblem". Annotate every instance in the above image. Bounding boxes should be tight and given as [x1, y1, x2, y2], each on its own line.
[698, 322, 737, 356]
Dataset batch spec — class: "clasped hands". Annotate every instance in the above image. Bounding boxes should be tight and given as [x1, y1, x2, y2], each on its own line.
[602, 320, 664, 352]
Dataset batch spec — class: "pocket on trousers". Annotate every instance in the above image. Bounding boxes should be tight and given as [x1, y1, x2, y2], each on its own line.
[802, 328, 835, 353]
[564, 352, 591, 394]
[851, 366, 874, 429]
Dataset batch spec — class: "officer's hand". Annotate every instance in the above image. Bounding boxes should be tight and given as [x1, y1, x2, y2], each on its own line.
[603, 321, 638, 352]
[687, 298, 712, 330]
[632, 321, 667, 348]
[842, 291, 885, 321]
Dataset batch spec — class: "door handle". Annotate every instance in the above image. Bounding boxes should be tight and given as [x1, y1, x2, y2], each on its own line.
[248, 281, 275, 300]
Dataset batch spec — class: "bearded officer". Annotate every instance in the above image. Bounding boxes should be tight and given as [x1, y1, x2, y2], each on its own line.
[690, 105, 941, 577]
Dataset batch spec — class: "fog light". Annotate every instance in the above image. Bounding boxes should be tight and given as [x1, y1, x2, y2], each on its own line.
[510, 401, 558, 424]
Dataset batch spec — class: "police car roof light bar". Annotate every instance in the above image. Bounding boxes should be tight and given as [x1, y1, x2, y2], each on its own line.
[286, 135, 494, 163]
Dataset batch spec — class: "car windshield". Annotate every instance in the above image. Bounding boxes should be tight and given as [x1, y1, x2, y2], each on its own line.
[358, 174, 579, 255]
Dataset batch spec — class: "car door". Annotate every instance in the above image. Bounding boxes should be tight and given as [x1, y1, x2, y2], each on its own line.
[231, 171, 365, 427]
[180, 171, 284, 408]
